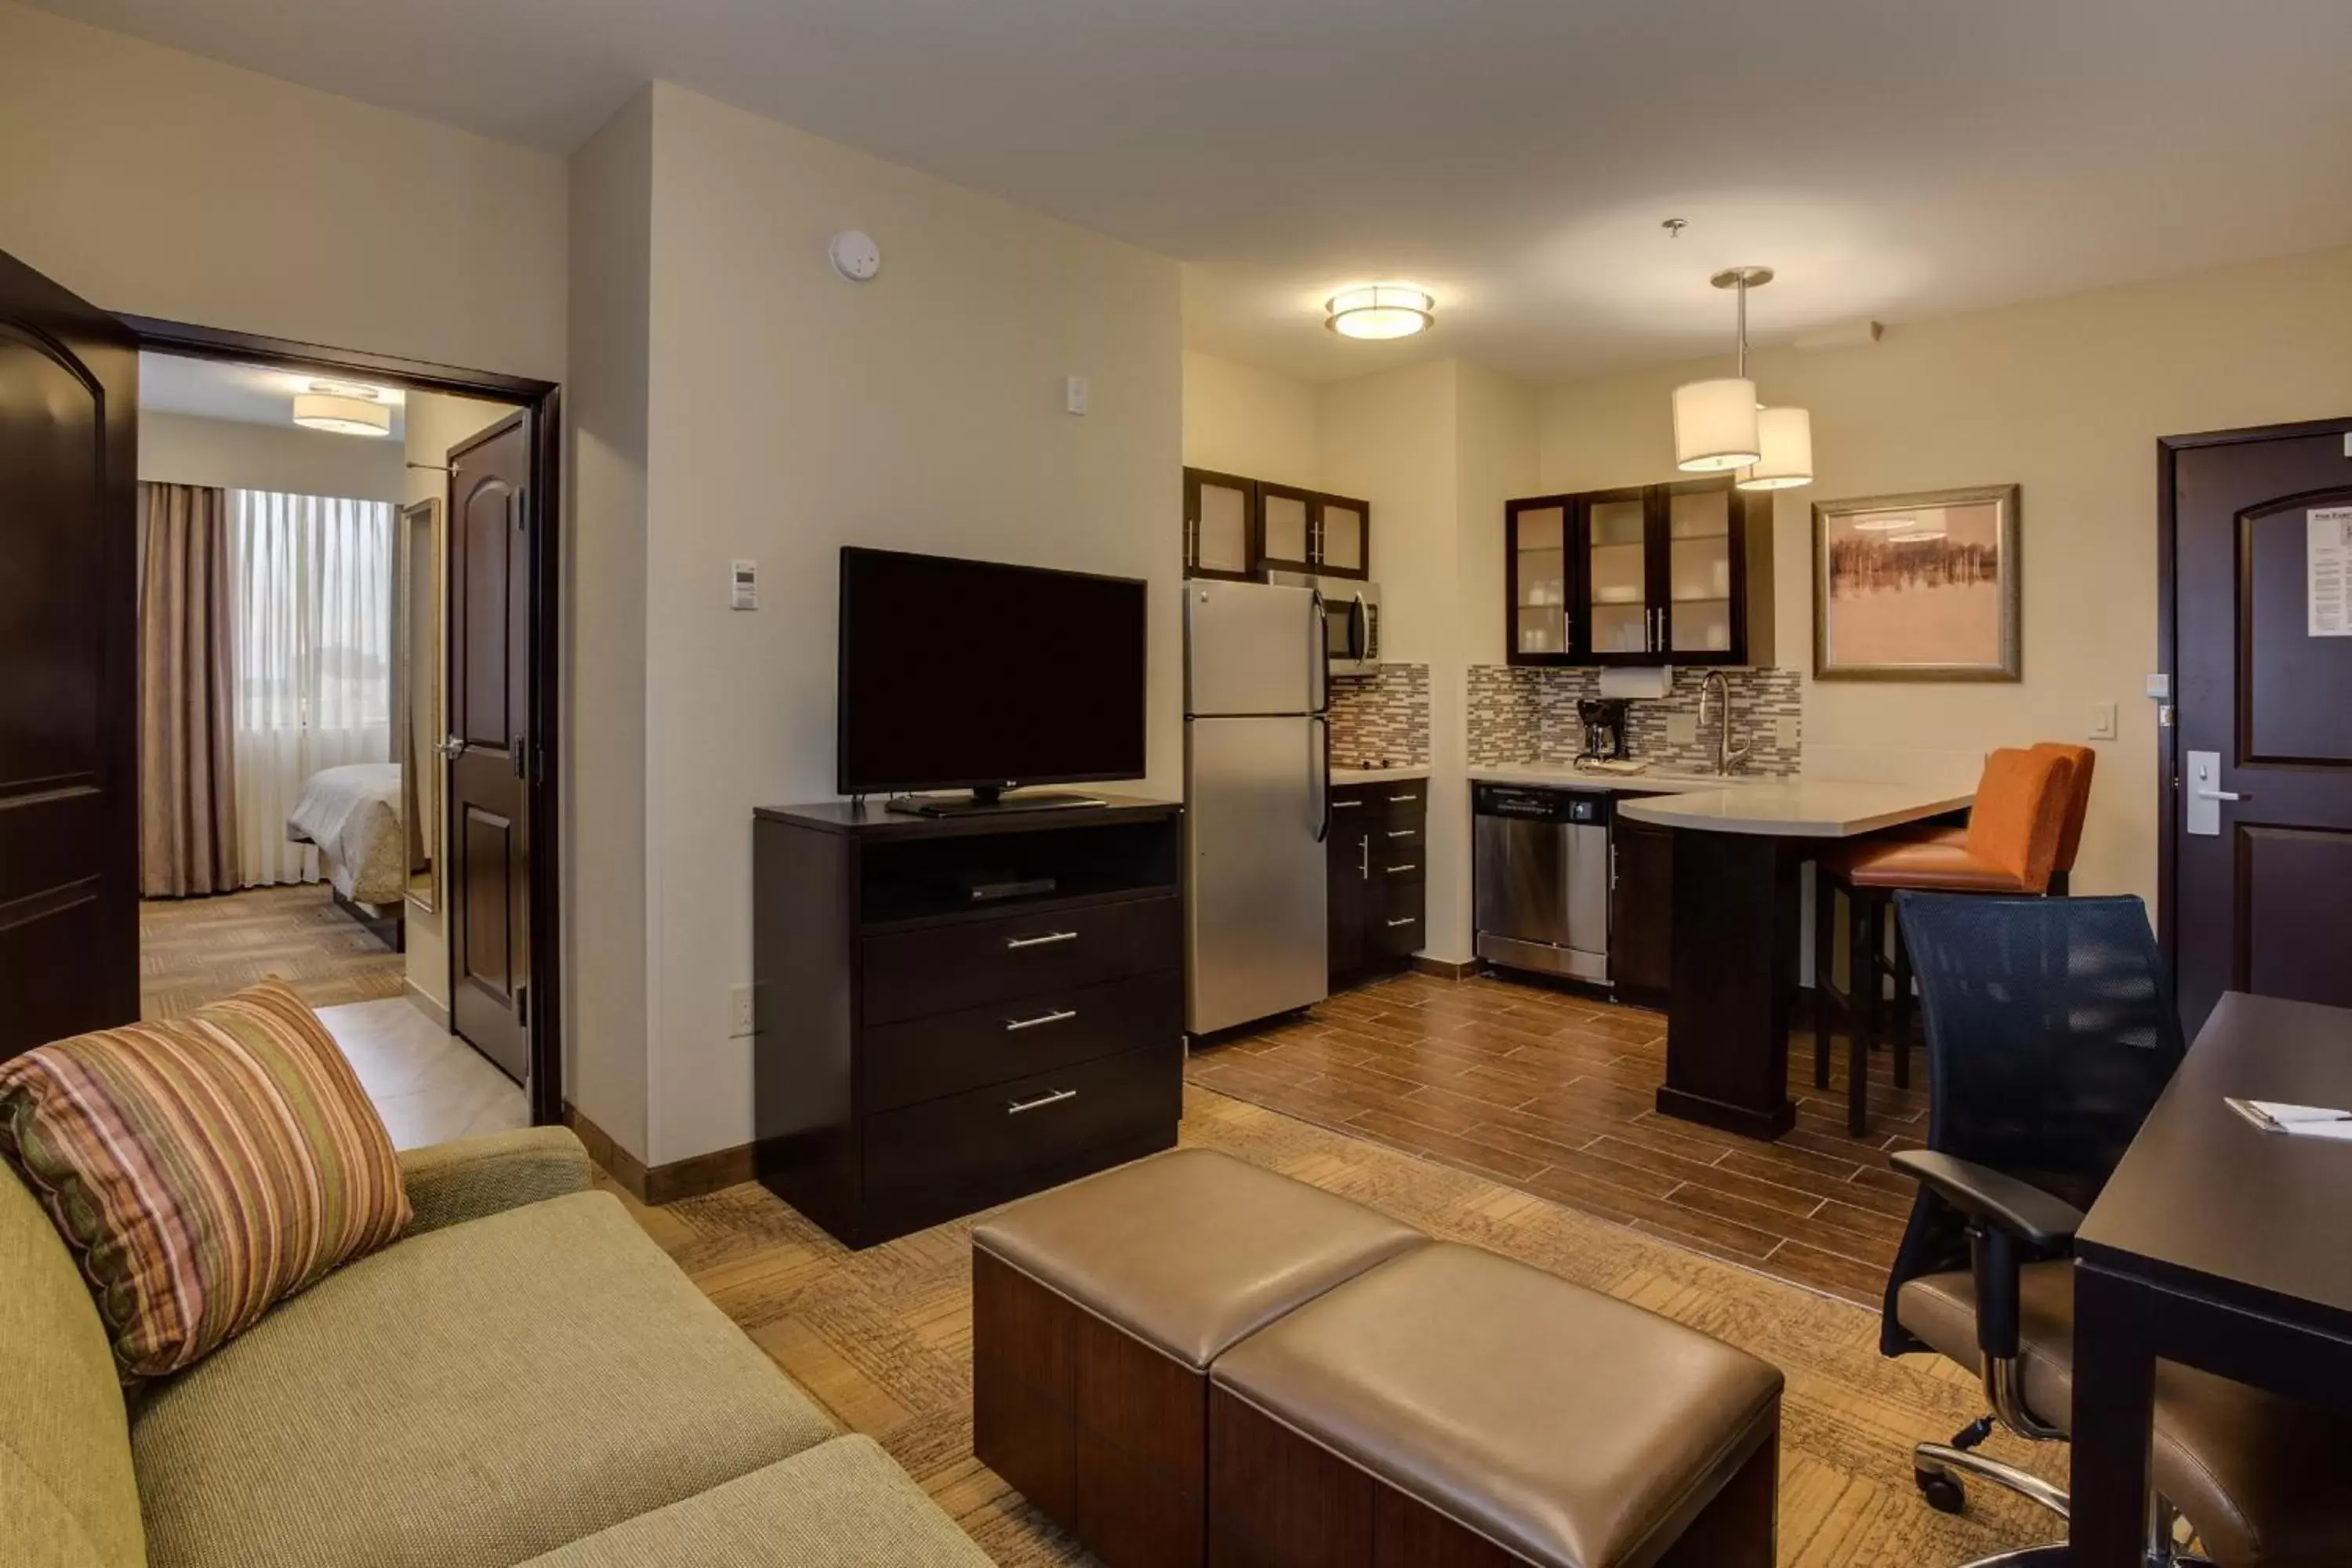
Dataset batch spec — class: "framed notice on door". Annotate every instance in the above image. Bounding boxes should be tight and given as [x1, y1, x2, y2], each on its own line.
[2310, 506, 2352, 637]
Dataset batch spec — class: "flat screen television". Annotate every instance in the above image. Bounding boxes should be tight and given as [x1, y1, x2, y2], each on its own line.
[837, 546, 1148, 805]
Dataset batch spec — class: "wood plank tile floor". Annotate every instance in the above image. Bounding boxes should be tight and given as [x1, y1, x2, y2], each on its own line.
[616, 1084, 2053, 1567]
[1185, 969, 1928, 1306]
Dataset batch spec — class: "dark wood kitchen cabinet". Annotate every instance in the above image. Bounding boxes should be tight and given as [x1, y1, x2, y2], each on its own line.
[1505, 476, 1773, 667]
[1329, 779, 1427, 988]
[1610, 809, 1674, 1009]
[1185, 466, 1373, 583]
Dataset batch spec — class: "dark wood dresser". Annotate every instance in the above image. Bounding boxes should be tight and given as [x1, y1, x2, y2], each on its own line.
[752, 795, 1185, 1248]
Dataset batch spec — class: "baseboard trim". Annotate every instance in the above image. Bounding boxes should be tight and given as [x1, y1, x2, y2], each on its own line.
[401, 980, 451, 1031]
[1410, 954, 1481, 981]
[561, 1102, 759, 1206]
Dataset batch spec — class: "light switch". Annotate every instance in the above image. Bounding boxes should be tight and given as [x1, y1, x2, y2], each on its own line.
[2089, 701, 2117, 741]
[1065, 376, 1089, 416]
[730, 559, 757, 611]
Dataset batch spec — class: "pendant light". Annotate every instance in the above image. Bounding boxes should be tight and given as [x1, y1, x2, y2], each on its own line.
[1670, 266, 1813, 488]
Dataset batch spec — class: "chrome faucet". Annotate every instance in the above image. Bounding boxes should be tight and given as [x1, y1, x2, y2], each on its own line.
[1699, 671, 1751, 775]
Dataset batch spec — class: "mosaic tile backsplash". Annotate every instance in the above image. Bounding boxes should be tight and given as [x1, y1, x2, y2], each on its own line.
[1330, 663, 1431, 768]
[1466, 666, 1803, 775]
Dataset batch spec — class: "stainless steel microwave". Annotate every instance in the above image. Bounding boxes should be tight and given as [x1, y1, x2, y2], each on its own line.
[1268, 572, 1381, 677]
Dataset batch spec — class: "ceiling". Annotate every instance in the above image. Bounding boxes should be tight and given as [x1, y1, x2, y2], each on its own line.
[49, 0, 2352, 383]
[140, 353, 408, 439]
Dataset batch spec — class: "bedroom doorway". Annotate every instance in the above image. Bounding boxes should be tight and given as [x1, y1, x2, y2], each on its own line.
[0, 245, 563, 1139]
[125, 316, 564, 1134]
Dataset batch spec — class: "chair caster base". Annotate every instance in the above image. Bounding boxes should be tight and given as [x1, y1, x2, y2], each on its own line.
[1916, 1466, 1967, 1514]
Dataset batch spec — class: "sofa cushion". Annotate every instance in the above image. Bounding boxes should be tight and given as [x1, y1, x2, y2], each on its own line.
[130, 1190, 837, 1568]
[0, 1167, 145, 1568]
[0, 979, 410, 1384]
[514, 1436, 993, 1567]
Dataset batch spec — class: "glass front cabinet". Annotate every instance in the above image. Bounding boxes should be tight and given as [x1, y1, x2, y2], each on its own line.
[1504, 476, 1772, 667]
[1184, 467, 1373, 583]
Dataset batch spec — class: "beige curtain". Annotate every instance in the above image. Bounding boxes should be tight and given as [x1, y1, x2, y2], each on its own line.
[138, 482, 241, 896]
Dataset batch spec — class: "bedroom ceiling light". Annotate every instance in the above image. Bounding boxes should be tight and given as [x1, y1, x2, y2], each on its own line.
[1670, 266, 1813, 489]
[1326, 283, 1434, 340]
[292, 382, 392, 437]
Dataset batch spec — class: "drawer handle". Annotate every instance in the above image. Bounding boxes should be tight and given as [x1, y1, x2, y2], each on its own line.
[1385, 916, 1419, 928]
[1386, 828, 1417, 838]
[1007, 1088, 1078, 1115]
[1387, 863, 1417, 874]
[1331, 800, 1364, 810]
[1004, 1008, 1077, 1033]
[1388, 793, 1419, 803]
[1005, 931, 1079, 950]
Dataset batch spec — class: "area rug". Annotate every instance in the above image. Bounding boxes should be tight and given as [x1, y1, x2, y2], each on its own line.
[619, 1083, 2058, 1566]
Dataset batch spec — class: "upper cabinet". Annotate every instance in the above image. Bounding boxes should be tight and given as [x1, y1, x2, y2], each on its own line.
[1184, 467, 1373, 583]
[1505, 475, 1773, 667]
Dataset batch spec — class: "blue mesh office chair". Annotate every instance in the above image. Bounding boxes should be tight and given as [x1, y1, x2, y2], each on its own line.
[1882, 891, 2352, 1567]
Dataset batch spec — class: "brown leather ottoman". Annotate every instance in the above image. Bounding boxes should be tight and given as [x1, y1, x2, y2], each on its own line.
[971, 1149, 1427, 1568]
[1208, 1243, 1784, 1568]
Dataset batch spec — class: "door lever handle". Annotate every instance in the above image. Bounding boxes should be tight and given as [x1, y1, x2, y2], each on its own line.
[438, 735, 467, 760]
[2194, 788, 2243, 802]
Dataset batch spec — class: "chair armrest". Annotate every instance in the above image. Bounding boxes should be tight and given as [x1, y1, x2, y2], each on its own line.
[397, 1126, 595, 1236]
[1889, 1151, 2085, 1248]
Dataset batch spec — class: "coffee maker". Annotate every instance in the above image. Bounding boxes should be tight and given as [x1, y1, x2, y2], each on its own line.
[1577, 699, 1630, 762]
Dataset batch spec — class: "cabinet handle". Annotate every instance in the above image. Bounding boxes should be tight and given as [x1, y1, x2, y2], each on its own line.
[1004, 1008, 1077, 1033]
[1004, 931, 1078, 950]
[1386, 828, 1417, 839]
[1385, 916, 1418, 928]
[1007, 1088, 1078, 1115]
[1387, 863, 1417, 875]
[1332, 799, 1364, 810]
[1359, 834, 1370, 880]
[1388, 792, 1419, 804]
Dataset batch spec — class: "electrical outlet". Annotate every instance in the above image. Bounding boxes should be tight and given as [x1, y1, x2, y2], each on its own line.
[2089, 701, 2118, 741]
[1666, 713, 1699, 746]
[1773, 715, 1800, 750]
[728, 985, 756, 1038]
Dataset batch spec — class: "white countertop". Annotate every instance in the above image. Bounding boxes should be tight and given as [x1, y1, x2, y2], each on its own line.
[1614, 779, 1975, 837]
[1466, 763, 1760, 795]
[1332, 764, 1432, 785]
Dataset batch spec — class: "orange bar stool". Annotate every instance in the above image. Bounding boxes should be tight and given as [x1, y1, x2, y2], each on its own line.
[1889, 742, 2096, 895]
[1811, 746, 2076, 1134]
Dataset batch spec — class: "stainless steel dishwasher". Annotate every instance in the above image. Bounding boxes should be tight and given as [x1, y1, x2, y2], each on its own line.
[1472, 784, 1611, 982]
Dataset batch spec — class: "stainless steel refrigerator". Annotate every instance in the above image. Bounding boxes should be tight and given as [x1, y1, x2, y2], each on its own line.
[1185, 579, 1330, 1035]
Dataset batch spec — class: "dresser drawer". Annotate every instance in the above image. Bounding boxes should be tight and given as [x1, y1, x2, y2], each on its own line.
[863, 970, 1181, 1112]
[1330, 780, 1430, 823]
[862, 895, 1180, 1026]
[863, 1041, 1181, 1200]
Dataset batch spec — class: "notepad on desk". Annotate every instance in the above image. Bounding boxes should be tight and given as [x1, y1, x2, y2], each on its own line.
[2226, 1098, 2352, 1139]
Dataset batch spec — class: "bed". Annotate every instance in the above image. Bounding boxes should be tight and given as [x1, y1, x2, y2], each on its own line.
[285, 762, 408, 945]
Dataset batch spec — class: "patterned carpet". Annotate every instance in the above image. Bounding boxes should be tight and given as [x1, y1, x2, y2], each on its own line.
[141, 884, 405, 1020]
[615, 1083, 2060, 1566]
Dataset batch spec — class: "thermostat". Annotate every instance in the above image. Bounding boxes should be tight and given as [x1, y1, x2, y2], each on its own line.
[829, 230, 881, 282]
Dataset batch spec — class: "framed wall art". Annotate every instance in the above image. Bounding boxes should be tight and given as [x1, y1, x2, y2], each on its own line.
[1813, 484, 2020, 681]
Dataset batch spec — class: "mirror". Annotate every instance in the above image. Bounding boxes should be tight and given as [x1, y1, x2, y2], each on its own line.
[395, 497, 441, 913]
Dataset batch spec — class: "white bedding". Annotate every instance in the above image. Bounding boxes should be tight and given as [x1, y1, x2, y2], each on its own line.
[285, 762, 406, 906]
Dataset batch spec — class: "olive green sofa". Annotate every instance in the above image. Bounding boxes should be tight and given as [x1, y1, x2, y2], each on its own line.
[2, 1126, 990, 1568]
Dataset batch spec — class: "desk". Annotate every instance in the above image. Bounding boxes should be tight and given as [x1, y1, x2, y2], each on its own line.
[2073, 993, 2352, 1567]
[1616, 780, 1973, 1140]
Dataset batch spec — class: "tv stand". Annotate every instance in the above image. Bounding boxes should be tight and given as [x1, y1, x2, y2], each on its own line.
[752, 793, 1184, 1247]
[885, 787, 1108, 818]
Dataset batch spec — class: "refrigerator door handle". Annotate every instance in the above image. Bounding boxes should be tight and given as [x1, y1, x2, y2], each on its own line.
[1310, 590, 1330, 713]
[1311, 713, 1332, 843]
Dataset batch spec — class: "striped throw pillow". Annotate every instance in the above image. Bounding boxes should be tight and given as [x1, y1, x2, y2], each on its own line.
[0, 979, 411, 1384]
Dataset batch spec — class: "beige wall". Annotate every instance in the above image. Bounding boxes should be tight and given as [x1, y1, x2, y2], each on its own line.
[563, 88, 657, 1160]
[1181, 350, 1322, 486]
[576, 84, 1182, 1166]
[136, 410, 404, 501]
[399, 391, 522, 1020]
[1537, 244, 2352, 906]
[0, 1, 566, 382]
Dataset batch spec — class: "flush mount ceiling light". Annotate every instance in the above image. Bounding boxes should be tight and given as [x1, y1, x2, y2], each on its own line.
[292, 381, 391, 437]
[1669, 265, 1814, 489]
[1325, 283, 1434, 340]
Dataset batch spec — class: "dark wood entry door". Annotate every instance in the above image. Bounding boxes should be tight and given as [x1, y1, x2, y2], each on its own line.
[2166, 423, 2352, 1035]
[445, 414, 533, 1083]
[0, 249, 138, 1062]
